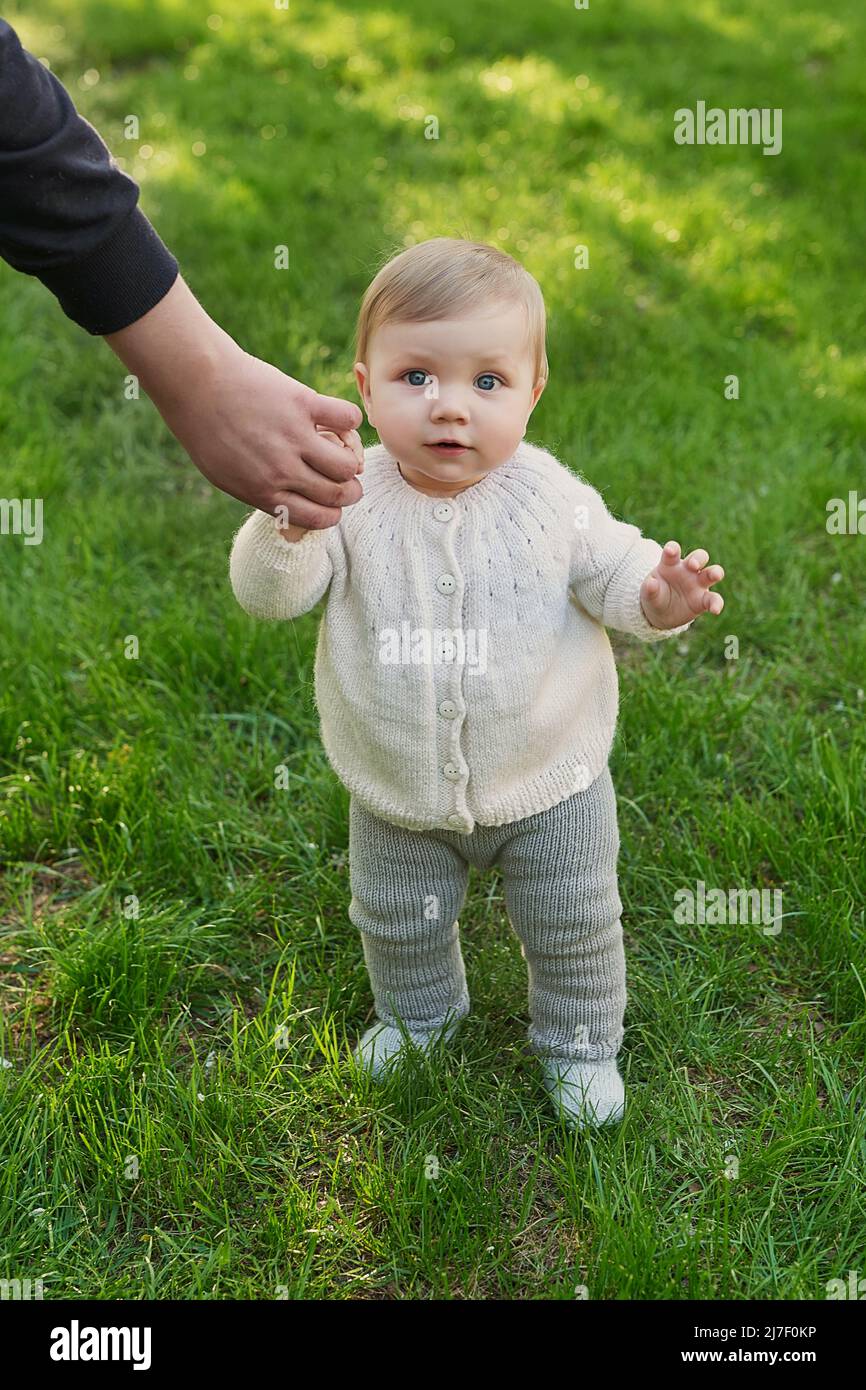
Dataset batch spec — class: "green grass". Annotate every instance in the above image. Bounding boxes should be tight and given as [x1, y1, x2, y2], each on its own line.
[1, 0, 865, 1299]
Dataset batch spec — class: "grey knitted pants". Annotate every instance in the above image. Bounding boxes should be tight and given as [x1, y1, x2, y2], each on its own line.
[347, 765, 626, 1064]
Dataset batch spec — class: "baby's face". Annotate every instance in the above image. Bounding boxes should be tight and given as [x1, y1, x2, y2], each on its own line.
[353, 300, 545, 496]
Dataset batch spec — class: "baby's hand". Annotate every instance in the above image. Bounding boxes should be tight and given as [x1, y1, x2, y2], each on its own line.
[278, 426, 364, 541]
[640, 540, 725, 629]
[315, 424, 364, 473]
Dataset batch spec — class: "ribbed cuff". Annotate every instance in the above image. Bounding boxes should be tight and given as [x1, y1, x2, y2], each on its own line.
[37, 205, 179, 335]
[603, 537, 694, 642]
[249, 508, 330, 569]
[620, 581, 695, 643]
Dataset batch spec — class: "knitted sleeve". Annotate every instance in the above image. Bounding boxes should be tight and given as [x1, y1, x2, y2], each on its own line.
[567, 475, 694, 643]
[229, 509, 334, 621]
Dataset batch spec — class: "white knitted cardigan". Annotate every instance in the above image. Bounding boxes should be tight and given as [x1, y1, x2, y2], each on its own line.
[229, 440, 692, 832]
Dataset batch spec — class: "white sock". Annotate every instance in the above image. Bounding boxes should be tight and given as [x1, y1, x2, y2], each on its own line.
[352, 1018, 460, 1079]
[540, 1058, 625, 1129]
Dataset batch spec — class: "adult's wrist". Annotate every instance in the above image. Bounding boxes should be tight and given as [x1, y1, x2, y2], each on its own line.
[103, 274, 235, 412]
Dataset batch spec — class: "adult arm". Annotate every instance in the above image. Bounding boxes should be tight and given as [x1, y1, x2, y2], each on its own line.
[0, 17, 178, 333]
[0, 17, 364, 524]
[103, 275, 364, 522]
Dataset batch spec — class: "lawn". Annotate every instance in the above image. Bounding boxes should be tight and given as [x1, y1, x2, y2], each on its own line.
[1, 0, 864, 1299]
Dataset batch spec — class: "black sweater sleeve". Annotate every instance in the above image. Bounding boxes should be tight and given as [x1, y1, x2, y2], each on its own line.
[0, 17, 179, 334]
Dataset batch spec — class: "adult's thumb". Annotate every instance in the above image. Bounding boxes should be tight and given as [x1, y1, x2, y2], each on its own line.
[313, 392, 363, 433]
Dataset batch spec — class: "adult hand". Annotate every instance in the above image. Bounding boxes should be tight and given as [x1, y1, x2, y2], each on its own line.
[104, 275, 365, 529]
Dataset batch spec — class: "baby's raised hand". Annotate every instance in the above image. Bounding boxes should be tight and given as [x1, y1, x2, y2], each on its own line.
[640, 540, 725, 629]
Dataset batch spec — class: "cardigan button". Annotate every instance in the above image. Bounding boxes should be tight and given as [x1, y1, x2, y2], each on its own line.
[433, 501, 454, 522]
[438, 699, 457, 718]
[442, 762, 463, 781]
[436, 573, 456, 595]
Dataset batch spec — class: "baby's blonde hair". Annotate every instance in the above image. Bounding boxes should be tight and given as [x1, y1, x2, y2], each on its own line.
[355, 237, 548, 387]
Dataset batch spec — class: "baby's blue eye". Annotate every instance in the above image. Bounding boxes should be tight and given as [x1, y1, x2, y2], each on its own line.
[401, 369, 502, 390]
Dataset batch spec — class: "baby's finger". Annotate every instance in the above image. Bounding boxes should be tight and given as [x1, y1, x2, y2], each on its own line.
[704, 591, 724, 614]
[685, 548, 710, 572]
[322, 427, 363, 471]
[699, 564, 725, 586]
[660, 540, 681, 566]
[341, 429, 365, 471]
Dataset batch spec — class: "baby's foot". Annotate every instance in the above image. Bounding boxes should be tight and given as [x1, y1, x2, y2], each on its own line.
[351, 1017, 462, 1080]
[539, 1058, 625, 1131]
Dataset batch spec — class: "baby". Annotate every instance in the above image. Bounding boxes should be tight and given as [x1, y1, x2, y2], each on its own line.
[229, 237, 725, 1132]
